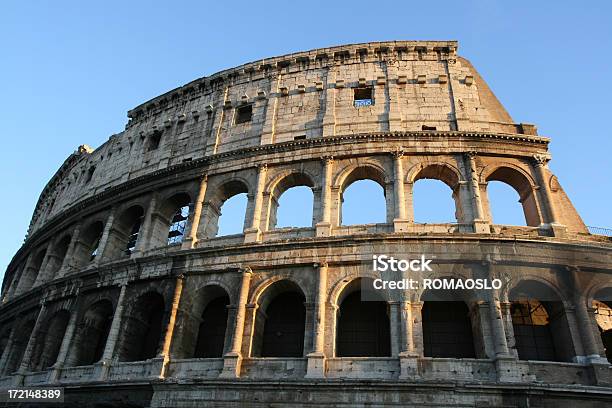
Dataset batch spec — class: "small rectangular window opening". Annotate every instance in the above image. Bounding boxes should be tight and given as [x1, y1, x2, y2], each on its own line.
[422, 125, 437, 131]
[148, 132, 162, 151]
[294, 135, 306, 140]
[354, 87, 373, 107]
[85, 166, 95, 183]
[235, 104, 253, 124]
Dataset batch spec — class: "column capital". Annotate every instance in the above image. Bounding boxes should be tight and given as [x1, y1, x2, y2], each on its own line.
[322, 156, 334, 164]
[532, 154, 550, 166]
[313, 262, 329, 269]
[391, 148, 404, 158]
[240, 266, 253, 275]
[257, 163, 268, 171]
[465, 150, 478, 158]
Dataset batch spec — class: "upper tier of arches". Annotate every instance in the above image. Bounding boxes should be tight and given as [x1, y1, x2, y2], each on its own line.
[1, 150, 591, 301]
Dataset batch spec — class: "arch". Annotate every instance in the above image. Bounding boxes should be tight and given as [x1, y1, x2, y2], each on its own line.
[2, 319, 35, 375]
[0, 327, 10, 370]
[335, 277, 391, 357]
[408, 162, 462, 189]
[118, 291, 165, 362]
[191, 285, 231, 358]
[265, 170, 316, 230]
[72, 220, 105, 268]
[334, 163, 388, 191]
[148, 192, 191, 247]
[420, 300, 476, 358]
[409, 163, 463, 224]
[251, 279, 306, 357]
[482, 164, 540, 226]
[31, 309, 70, 371]
[47, 234, 71, 279]
[509, 279, 571, 362]
[18, 247, 47, 292]
[67, 299, 113, 366]
[105, 205, 145, 259]
[206, 179, 250, 238]
[336, 164, 389, 226]
[592, 288, 612, 363]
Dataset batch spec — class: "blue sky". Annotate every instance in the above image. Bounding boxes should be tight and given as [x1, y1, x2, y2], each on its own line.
[1, 1, 611, 284]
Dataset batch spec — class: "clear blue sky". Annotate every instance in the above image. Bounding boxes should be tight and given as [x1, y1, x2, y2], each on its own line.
[1, 1, 611, 284]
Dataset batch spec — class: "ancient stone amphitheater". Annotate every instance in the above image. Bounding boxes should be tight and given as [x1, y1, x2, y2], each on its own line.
[1, 40, 611, 407]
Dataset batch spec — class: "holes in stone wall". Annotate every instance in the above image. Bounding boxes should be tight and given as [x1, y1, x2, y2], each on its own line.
[217, 193, 248, 236]
[486, 181, 527, 226]
[235, 104, 253, 124]
[422, 301, 475, 358]
[274, 186, 313, 229]
[341, 179, 386, 225]
[354, 87, 373, 107]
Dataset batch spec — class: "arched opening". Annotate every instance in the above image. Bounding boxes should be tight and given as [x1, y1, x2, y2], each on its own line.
[268, 172, 315, 229]
[31, 310, 70, 371]
[0, 329, 9, 367]
[148, 193, 191, 248]
[67, 300, 113, 366]
[412, 164, 461, 224]
[593, 298, 612, 363]
[193, 286, 230, 358]
[252, 280, 306, 357]
[19, 248, 47, 292]
[105, 206, 145, 258]
[217, 193, 248, 236]
[487, 181, 527, 226]
[2, 319, 35, 375]
[340, 167, 387, 225]
[201, 180, 250, 238]
[336, 278, 391, 357]
[413, 180, 458, 223]
[73, 221, 104, 268]
[118, 292, 165, 362]
[509, 280, 571, 362]
[47, 234, 71, 279]
[421, 301, 475, 358]
[485, 167, 539, 226]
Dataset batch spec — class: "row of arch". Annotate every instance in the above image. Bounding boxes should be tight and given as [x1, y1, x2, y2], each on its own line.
[2, 277, 611, 377]
[4, 159, 550, 301]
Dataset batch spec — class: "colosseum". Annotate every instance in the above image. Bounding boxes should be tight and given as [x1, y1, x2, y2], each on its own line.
[0, 40, 611, 407]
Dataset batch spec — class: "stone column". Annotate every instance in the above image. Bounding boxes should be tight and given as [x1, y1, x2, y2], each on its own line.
[182, 175, 208, 249]
[465, 152, 488, 233]
[49, 300, 80, 383]
[399, 300, 420, 379]
[133, 193, 158, 255]
[0, 327, 16, 376]
[244, 165, 267, 243]
[220, 268, 252, 378]
[14, 253, 39, 296]
[392, 150, 409, 232]
[389, 301, 400, 357]
[306, 262, 328, 378]
[57, 223, 82, 277]
[99, 283, 127, 380]
[488, 296, 510, 358]
[316, 157, 334, 237]
[574, 297, 608, 364]
[159, 275, 184, 378]
[14, 302, 48, 385]
[94, 207, 117, 265]
[532, 155, 565, 236]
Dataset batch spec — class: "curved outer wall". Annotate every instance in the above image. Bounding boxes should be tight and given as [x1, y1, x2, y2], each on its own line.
[0, 41, 610, 407]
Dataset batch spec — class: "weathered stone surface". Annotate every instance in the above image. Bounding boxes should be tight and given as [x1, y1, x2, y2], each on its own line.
[0, 40, 610, 407]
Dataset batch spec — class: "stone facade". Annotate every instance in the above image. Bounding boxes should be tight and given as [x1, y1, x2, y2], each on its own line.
[0, 41, 611, 407]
